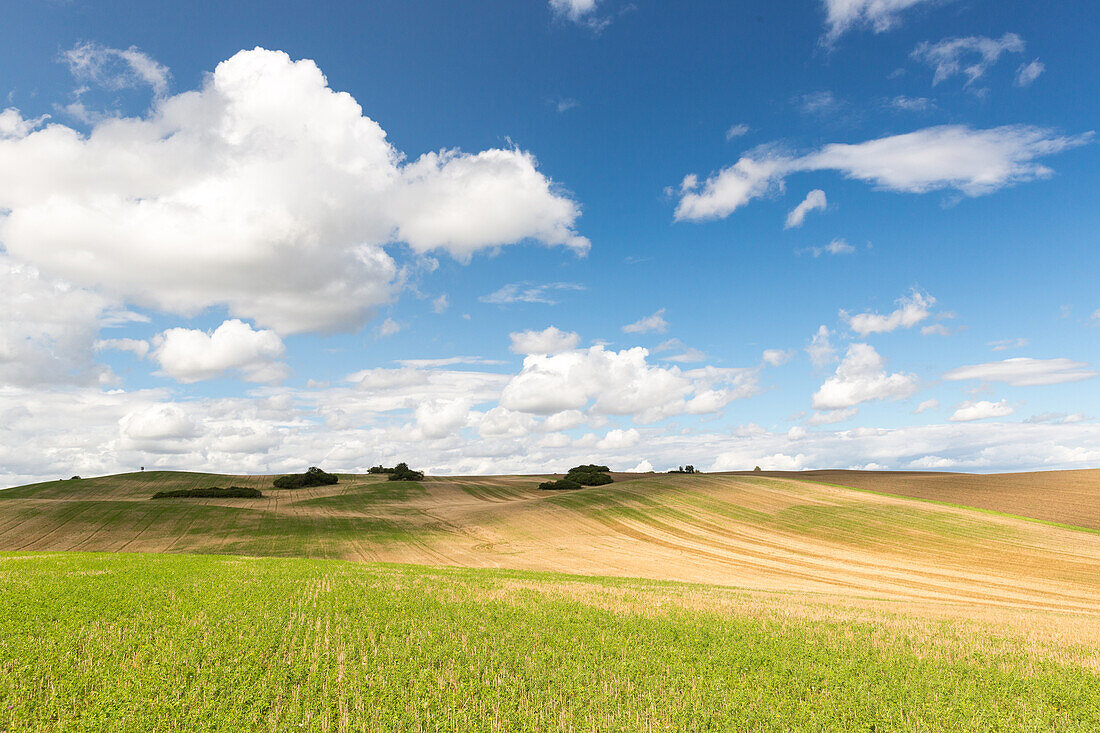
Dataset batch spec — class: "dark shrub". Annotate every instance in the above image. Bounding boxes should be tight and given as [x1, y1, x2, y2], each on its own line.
[273, 466, 339, 489]
[368, 465, 396, 474]
[387, 462, 425, 482]
[568, 464, 610, 474]
[538, 479, 583, 491]
[69, 476, 81, 480]
[563, 465, 614, 486]
[568, 471, 613, 486]
[753, 466, 762, 472]
[153, 486, 263, 499]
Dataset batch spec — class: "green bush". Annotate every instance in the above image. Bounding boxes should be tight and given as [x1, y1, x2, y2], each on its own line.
[273, 467, 339, 489]
[568, 471, 613, 486]
[368, 465, 396, 474]
[568, 464, 610, 474]
[562, 464, 614, 486]
[387, 462, 425, 482]
[538, 479, 583, 491]
[152, 486, 263, 499]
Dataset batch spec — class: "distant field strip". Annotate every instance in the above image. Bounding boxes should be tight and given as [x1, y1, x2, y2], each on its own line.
[1, 552, 1098, 732]
[2, 471, 1099, 617]
[732, 469, 1100, 531]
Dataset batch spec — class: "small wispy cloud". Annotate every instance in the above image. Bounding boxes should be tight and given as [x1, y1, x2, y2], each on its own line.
[988, 337, 1028, 352]
[888, 95, 935, 112]
[1015, 59, 1045, 87]
[725, 123, 750, 140]
[785, 189, 827, 229]
[553, 97, 580, 113]
[623, 308, 668, 334]
[911, 33, 1025, 87]
[798, 238, 855, 257]
[479, 281, 585, 306]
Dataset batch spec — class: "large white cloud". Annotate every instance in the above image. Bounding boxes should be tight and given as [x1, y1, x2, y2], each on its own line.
[0, 48, 587, 335]
[151, 319, 287, 384]
[943, 358, 1099, 386]
[0, 254, 142, 387]
[812, 343, 919, 410]
[675, 125, 1091, 221]
[500, 345, 757, 423]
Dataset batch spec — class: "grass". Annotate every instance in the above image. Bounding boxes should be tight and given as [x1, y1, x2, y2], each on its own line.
[1, 551, 1097, 732]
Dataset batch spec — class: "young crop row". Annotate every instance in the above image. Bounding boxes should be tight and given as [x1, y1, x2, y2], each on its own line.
[1, 551, 1097, 732]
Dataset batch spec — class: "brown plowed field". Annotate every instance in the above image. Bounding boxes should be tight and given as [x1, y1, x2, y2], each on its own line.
[725, 469, 1100, 530]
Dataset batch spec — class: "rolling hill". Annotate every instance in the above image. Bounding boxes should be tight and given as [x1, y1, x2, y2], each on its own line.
[2, 469, 1098, 612]
[3, 469, 1099, 730]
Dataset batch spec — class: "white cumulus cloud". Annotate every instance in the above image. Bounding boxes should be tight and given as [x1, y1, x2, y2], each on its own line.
[509, 326, 581, 355]
[812, 343, 919, 409]
[0, 48, 587, 335]
[0, 254, 138, 387]
[843, 290, 934, 335]
[949, 399, 1014, 422]
[151, 319, 287, 384]
[500, 346, 757, 423]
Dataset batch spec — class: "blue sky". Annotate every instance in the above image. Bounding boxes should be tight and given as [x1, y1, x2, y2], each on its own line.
[1, 0, 1098, 483]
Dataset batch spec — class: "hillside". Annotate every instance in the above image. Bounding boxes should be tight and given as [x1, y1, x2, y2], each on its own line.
[2, 470, 1099, 615]
[4, 471, 1100, 730]
[728, 469, 1100, 531]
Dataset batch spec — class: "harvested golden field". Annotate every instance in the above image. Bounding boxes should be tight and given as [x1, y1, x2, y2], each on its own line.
[732, 469, 1100, 531]
[2, 470, 1098, 621]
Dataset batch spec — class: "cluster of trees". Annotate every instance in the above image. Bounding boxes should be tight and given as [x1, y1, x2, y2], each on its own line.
[386, 462, 425, 482]
[668, 465, 697, 474]
[368, 462, 424, 481]
[153, 486, 263, 499]
[538, 465, 613, 491]
[273, 467, 339, 489]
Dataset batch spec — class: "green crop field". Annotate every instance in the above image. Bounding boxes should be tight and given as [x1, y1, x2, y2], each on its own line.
[1, 551, 1098, 732]
[2, 469, 1100, 731]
